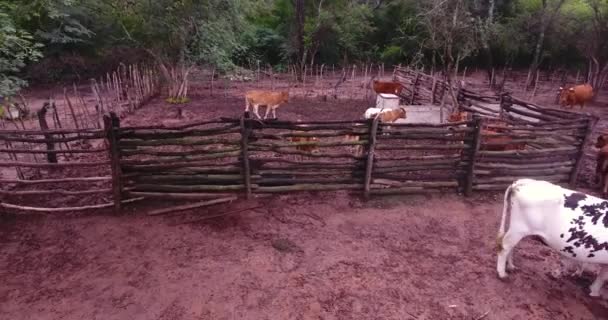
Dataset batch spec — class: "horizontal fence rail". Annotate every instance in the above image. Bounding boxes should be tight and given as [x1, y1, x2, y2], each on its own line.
[0, 67, 597, 214]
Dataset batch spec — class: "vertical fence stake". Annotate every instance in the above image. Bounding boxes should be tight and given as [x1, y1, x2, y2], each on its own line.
[464, 116, 482, 196]
[240, 112, 252, 199]
[37, 103, 57, 163]
[410, 72, 421, 104]
[105, 112, 122, 214]
[364, 116, 380, 200]
[570, 117, 597, 187]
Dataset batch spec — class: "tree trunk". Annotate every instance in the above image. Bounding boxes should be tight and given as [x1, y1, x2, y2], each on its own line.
[528, 28, 545, 89]
[293, 0, 306, 82]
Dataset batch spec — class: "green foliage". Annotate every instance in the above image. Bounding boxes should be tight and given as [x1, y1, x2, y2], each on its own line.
[2, 0, 608, 94]
[0, 3, 43, 97]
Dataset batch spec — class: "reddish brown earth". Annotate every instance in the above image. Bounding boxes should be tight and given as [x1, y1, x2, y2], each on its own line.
[2, 73, 608, 319]
[2, 192, 608, 319]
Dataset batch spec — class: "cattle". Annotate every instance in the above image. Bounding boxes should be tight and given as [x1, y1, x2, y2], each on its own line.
[558, 84, 594, 110]
[496, 178, 608, 297]
[245, 90, 289, 120]
[480, 130, 526, 151]
[287, 135, 319, 154]
[446, 113, 525, 151]
[343, 134, 363, 157]
[372, 80, 403, 96]
[363, 107, 407, 123]
[447, 111, 469, 123]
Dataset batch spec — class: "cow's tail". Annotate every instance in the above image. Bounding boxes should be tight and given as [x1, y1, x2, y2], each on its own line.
[496, 182, 516, 252]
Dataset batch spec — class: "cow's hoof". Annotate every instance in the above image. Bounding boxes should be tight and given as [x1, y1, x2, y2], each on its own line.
[507, 265, 518, 272]
[497, 274, 509, 282]
[589, 291, 601, 298]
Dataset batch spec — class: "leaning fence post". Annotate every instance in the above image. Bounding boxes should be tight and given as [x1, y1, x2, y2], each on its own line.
[104, 112, 122, 214]
[240, 112, 253, 199]
[37, 103, 57, 163]
[364, 116, 380, 200]
[570, 117, 597, 187]
[464, 116, 482, 196]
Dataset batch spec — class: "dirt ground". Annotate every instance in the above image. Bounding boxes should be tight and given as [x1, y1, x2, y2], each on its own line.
[2, 72, 608, 319]
[2, 192, 608, 320]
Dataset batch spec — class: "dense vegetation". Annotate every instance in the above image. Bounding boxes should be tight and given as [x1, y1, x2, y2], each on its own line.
[1, 0, 607, 99]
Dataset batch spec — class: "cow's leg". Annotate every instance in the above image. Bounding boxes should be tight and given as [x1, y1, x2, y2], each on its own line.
[263, 105, 272, 120]
[497, 231, 527, 279]
[589, 265, 608, 297]
[253, 105, 262, 119]
[272, 106, 278, 119]
[506, 250, 517, 271]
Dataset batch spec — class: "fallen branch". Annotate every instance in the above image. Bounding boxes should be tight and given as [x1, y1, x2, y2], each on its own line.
[147, 196, 238, 216]
[170, 205, 262, 225]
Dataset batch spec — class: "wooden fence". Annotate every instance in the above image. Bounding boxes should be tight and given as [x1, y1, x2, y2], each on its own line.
[0, 67, 597, 214]
[0, 108, 594, 213]
[392, 67, 597, 192]
[0, 117, 142, 212]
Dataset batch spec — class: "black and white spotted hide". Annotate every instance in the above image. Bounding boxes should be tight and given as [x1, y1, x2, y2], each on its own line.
[496, 178, 608, 297]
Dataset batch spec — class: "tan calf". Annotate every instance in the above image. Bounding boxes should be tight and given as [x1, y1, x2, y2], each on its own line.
[245, 90, 289, 119]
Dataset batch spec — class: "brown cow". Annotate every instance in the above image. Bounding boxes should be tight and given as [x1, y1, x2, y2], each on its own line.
[372, 80, 403, 96]
[558, 84, 594, 110]
[287, 135, 319, 153]
[446, 113, 525, 151]
[447, 111, 469, 123]
[245, 90, 289, 119]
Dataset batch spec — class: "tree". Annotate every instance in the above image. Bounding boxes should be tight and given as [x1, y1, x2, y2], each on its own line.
[525, 0, 567, 88]
[578, 0, 608, 89]
[0, 3, 43, 98]
[420, 0, 479, 107]
[118, 0, 249, 102]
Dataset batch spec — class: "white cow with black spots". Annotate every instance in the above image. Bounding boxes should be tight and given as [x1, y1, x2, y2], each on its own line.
[496, 178, 608, 297]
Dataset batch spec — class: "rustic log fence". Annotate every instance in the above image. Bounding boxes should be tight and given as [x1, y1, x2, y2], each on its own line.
[0, 67, 597, 214]
[0, 117, 142, 212]
[393, 66, 597, 191]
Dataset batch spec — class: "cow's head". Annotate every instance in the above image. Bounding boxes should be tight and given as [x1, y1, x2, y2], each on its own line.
[280, 91, 289, 103]
[596, 134, 608, 149]
[397, 107, 407, 119]
[558, 87, 575, 107]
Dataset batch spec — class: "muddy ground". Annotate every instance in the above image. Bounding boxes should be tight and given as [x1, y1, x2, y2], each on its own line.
[1, 72, 608, 319]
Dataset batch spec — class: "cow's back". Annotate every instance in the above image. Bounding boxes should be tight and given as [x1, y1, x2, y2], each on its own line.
[573, 84, 594, 103]
[246, 90, 283, 105]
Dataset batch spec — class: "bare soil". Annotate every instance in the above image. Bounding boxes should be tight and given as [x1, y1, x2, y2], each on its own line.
[1, 192, 608, 320]
[2, 72, 608, 319]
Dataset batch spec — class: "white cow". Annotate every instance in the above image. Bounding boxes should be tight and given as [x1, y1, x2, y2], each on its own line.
[496, 178, 608, 297]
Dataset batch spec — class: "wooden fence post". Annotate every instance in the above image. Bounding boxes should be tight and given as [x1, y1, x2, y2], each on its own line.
[569, 117, 596, 187]
[410, 72, 421, 104]
[363, 116, 380, 200]
[104, 112, 122, 213]
[464, 116, 482, 196]
[37, 102, 57, 163]
[240, 111, 253, 199]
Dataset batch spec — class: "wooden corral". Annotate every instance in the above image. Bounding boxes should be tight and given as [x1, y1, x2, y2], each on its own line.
[393, 67, 598, 191]
[0, 67, 598, 214]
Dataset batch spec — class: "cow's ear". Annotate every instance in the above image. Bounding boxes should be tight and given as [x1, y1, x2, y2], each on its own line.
[569, 87, 575, 92]
[559, 86, 563, 90]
